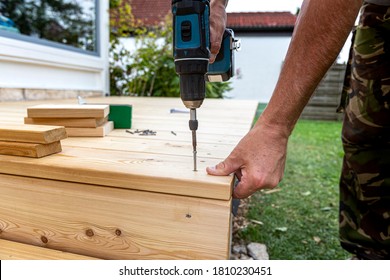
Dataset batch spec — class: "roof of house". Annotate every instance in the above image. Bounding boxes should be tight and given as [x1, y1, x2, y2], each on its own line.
[129, 0, 171, 27]
[227, 12, 297, 32]
[121, 1, 297, 32]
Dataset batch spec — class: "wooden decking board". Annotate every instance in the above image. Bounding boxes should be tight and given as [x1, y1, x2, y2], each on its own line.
[0, 141, 62, 158]
[0, 124, 67, 144]
[65, 121, 114, 137]
[0, 174, 231, 260]
[24, 117, 108, 128]
[61, 135, 234, 159]
[27, 104, 109, 119]
[129, 121, 251, 136]
[0, 145, 233, 200]
[0, 239, 99, 260]
[106, 129, 244, 145]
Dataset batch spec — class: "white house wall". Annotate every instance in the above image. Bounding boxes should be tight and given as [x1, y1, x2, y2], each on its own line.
[121, 33, 291, 103]
[226, 33, 292, 102]
[0, 1, 109, 95]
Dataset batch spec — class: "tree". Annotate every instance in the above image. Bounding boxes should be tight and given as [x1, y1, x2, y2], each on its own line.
[109, 1, 231, 98]
[0, 0, 95, 51]
[109, 0, 138, 96]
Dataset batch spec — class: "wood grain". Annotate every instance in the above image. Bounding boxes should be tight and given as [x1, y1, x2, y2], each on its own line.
[0, 124, 67, 144]
[107, 129, 244, 145]
[0, 145, 233, 200]
[0, 239, 99, 260]
[65, 121, 114, 137]
[0, 174, 231, 260]
[62, 133, 235, 159]
[0, 141, 62, 158]
[24, 117, 108, 128]
[27, 104, 109, 119]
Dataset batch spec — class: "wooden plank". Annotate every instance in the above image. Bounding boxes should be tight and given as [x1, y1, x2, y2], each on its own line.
[65, 121, 114, 137]
[27, 104, 109, 119]
[0, 146, 233, 200]
[0, 141, 62, 158]
[0, 239, 99, 260]
[62, 134, 235, 159]
[107, 129, 242, 145]
[130, 121, 251, 136]
[0, 174, 231, 260]
[0, 124, 67, 144]
[24, 117, 108, 128]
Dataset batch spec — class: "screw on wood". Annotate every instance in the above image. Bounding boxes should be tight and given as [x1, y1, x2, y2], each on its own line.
[115, 229, 122, 236]
[85, 229, 94, 237]
[126, 129, 156, 136]
[41, 236, 48, 244]
[139, 129, 156, 136]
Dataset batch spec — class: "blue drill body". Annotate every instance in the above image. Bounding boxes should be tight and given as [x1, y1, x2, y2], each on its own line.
[172, 0, 210, 110]
[172, 0, 236, 170]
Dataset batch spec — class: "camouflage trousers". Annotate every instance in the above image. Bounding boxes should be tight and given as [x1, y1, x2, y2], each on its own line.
[338, 3, 390, 259]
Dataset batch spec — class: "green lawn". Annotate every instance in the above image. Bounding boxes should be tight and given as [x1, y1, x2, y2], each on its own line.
[239, 104, 350, 260]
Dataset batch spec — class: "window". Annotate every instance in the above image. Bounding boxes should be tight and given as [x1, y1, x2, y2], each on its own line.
[0, 0, 98, 55]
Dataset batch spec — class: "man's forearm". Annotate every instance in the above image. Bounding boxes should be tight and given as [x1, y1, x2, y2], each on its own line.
[259, 0, 362, 136]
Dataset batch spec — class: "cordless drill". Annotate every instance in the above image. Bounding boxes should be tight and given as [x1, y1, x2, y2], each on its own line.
[172, 0, 238, 171]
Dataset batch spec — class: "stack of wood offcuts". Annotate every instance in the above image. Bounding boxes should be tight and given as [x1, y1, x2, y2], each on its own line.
[0, 124, 67, 158]
[24, 104, 113, 137]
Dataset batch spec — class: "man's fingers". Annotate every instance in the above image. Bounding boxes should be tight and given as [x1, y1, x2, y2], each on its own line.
[209, 17, 224, 63]
[206, 157, 241, 176]
[209, 0, 226, 63]
[209, 41, 221, 63]
[235, 169, 242, 181]
[232, 173, 256, 199]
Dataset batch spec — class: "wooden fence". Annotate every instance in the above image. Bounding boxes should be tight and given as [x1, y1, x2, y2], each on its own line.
[301, 63, 346, 121]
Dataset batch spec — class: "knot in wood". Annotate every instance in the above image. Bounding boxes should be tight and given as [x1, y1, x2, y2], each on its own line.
[41, 236, 48, 244]
[115, 229, 122, 236]
[85, 229, 94, 237]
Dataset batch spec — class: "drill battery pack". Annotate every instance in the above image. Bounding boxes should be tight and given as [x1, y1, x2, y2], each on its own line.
[206, 28, 239, 82]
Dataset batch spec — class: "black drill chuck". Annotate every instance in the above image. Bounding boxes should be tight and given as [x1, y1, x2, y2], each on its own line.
[176, 59, 208, 109]
[179, 74, 205, 102]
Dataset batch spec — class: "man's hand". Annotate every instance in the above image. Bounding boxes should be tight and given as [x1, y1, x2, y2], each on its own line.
[206, 118, 289, 199]
[209, 0, 228, 63]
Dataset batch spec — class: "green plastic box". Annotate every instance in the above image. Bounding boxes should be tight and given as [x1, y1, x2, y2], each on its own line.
[107, 104, 132, 129]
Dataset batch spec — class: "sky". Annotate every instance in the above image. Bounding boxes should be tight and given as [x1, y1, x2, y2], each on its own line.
[226, 0, 304, 13]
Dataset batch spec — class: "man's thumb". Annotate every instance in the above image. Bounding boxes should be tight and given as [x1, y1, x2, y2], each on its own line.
[206, 158, 239, 176]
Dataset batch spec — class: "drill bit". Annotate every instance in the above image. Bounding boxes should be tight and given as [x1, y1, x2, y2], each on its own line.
[189, 109, 198, 171]
[192, 130, 197, 171]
